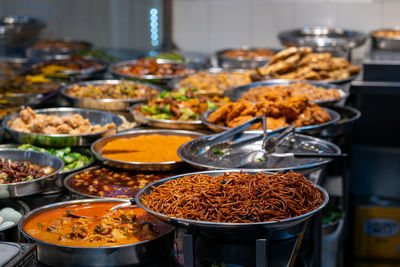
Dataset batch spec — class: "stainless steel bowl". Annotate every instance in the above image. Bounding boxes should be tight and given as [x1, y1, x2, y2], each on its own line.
[319, 105, 361, 138]
[30, 56, 108, 81]
[136, 169, 329, 231]
[200, 107, 340, 135]
[0, 16, 45, 49]
[109, 59, 197, 85]
[2, 107, 123, 147]
[0, 199, 29, 242]
[91, 129, 204, 171]
[19, 199, 175, 267]
[27, 39, 92, 58]
[130, 103, 205, 130]
[224, 79, 349, 106]
[178, 133, 340, 173]
[61, 80, 162, 111]
[370, 29, 400, 50]
[278, 26, 367, 51]
[216, 47, 278, 69]
[0, 149, 64, 198]
[0, 144, 94, 185]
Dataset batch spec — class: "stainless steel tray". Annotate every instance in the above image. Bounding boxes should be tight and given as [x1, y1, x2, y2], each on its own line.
[91, 129, 204, 171]
[216, 47, 278, 69]
[27, 39, 92, 58]
[371, 29, 400, 51]
[0, 149, 64, 199]
[177, 133, 340, 173]
[136, 170, 329, 231]
[109, 59, 197, 85]
[61, 80, 162, 111]
[224, 79, 349, 106]
[278, 27, 367, 50]
[19, 199, 175, 267]
[2, 107, 123, 147]
[130, 103, 205, 130]
[200, 107, 340, 135]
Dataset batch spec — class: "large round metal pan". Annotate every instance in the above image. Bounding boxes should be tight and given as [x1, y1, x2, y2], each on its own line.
[91, 129, 204, 171]
[200, 107, 341, 135]
[216, 47, 279, 69]
[136, 170, 329, 231]
[2, 107, 123, 147]
[61, 80, 162, 111]
[319, 105, 361, 138]
[177, 133, 340, 173]
[109, 59, 197, 85]
[278, 26, 367, 49]
[27, 39, 92, 58]
[130, 103, 205, 130]
[18, 199, 175, 267]
[0, 149, 64, 199]
[224, 79, 349, 106]
[370, 29, 400, 50]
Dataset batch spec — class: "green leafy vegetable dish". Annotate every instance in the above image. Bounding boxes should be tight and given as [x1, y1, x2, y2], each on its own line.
[17, 144, 93, 173]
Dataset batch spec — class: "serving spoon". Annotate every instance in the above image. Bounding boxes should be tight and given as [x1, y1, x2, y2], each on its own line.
[65, 199, 135, 219]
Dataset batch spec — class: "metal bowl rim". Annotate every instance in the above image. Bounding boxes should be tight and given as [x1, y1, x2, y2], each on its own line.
[216, 47, 277, 62]
[370, 28, 400, 40]
[0, 148, 64, 186]
[135, 169, 329, 228]
[18, 198, 175, 250]
[2, 107, 123, 138]
[91, 129, 205, 166]
[200, 107, 340, 133]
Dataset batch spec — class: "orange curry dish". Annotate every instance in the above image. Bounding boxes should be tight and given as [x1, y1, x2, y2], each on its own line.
[23, 202, 160, 247]
[100, 134, 193, 163]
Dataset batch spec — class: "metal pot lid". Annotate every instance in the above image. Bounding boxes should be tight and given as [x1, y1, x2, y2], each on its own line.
[278, 26, 367, 49]
[178, 132, 341, 171]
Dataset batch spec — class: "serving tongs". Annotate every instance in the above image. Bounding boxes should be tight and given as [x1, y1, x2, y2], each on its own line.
[206, 116, 273, 159]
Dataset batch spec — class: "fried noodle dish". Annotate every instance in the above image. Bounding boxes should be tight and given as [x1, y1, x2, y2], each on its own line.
[141, 171, 324, 223]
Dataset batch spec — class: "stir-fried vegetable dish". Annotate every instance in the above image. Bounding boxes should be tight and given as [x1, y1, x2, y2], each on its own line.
[134, 88, 230, 121]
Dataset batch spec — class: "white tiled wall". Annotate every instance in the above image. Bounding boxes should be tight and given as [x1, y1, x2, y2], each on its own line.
[173, 0, 400, 58]
[1, 0, 400, 58]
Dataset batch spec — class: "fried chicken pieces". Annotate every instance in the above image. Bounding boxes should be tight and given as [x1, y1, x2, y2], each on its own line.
[8, 107, 115, 135]
[207, 96, 331, 130]
[257, 47, 360, 81]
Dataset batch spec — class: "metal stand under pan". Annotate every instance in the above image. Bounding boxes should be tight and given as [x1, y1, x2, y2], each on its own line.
[180, 220, 311, 267]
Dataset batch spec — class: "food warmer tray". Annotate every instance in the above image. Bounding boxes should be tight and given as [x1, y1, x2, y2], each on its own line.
[91, 129, 204, 171]
[224, 79, 349, 106]
[61, 79, 162, 111]
[2, 107, 123, 147]
[178, 132, 340, 174]
[200, 107, 341, 135]
[130, 103, 205, 130]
